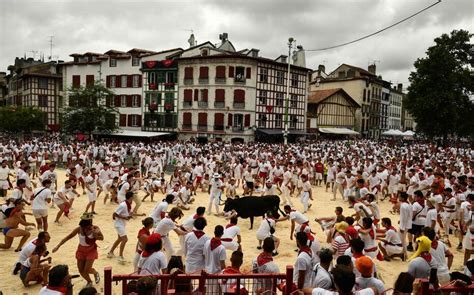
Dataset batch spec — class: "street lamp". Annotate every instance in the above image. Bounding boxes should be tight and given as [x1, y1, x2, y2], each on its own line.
[284, 37, 296, 146]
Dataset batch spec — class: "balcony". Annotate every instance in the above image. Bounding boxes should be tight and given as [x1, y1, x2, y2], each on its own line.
[233, 102, 245, 109]
[183, 78, 193, 85]
[198, 101, 208, 108]
[182, 101, 192, 108]
[182, 124, 192, 131]
[197, 125, 208, 131]
[232, 126, 244, 132]
[234, 76, 246, 84]
[214, 101, 225, 108]
[215, 77, 226, 84]
[143, 113, 177, 130]
[198, 78, 209, 84]
[214, 125, 225, 132]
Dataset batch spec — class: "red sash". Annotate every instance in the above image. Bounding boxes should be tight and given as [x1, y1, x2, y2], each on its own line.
[226, 223, 236, 229]
[210, 238, 222, 250]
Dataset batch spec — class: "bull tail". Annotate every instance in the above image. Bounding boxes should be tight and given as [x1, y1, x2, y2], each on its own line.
[277, 206, 287, 217]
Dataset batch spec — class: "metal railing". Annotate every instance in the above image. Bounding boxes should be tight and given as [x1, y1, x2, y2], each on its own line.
[233, 102, 245, 109]
[198, 101, 208, 108]
[182, 101, 192, 108]
[197, 125, 208, 131]
[214, 101, 225, 108]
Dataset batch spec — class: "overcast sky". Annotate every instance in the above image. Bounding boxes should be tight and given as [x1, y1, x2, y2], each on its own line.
[1, 0, 472, 90]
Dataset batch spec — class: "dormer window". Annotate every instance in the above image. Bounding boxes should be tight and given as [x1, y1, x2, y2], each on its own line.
[132, 56, 140, 66]
[110, 58, 117, 67]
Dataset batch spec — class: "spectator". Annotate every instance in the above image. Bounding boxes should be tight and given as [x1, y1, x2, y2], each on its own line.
[38, 264, 72, 295]
[354, 256, 385, 294]
[310, 248, 333, 289]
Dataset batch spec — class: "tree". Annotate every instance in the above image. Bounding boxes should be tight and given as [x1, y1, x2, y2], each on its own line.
[0, 106, 45, 134]
[62, 82, 119, 136]
[405, 29, 473, 139]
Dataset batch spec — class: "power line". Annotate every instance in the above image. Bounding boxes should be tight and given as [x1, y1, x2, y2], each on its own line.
[306, 0, 442, 52]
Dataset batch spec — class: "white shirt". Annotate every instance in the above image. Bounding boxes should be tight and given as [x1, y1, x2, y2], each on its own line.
[356, 277, 385, 294]
[293, 251, 313, 288]
[150, 201, 168, 222]
[311, 263, 333, 289]
[430, 241, 450, 278]
[203, 239, 226, 274]
[19, 238, 38, 266]
[114, 202, 130, 227]
[399, 202, 413, 230]
[184, 231, 210, 273]
[222, 225, 241, 241]
[32, 187, 52, 210]
[38, 287, 63, 295]
[154, 217, 177, 236]
[138, 251, 167, 275]
[289, 211, 309, 225]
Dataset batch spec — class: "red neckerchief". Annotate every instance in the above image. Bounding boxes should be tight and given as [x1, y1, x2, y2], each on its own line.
[257, 252, 273, 266]
[420, 252, 432, 263]
[431, 239, 438, 250]
[368, 227, 375, 239]
[210, 237, 222, 251]
[307, 232, 315, 241]
[222, 267, 241, 274]
[417, 199, 425, 207]
[299, 246, 312, 257]
[32, 238, 39, 246]
[45, 286, 68, 294]
[160, 211, 166, 219]
[193, 214, 199, 219]
[194, 230, 205, 239]
[141, 250, 154, 258]
[353, 252, 364, 259]
[125, 201, 132, 213]
[226, 223, 236, 229]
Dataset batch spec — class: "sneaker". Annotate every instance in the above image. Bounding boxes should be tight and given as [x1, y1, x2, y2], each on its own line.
[117, 256, 126, 264]
[13, 262, 21, 275]
[272, 251, 279, 257]
[257, 246, 262, 250]
[94, 272, 100, 284]
[457, 243, 463, 250]
[107, 252, 115, 259]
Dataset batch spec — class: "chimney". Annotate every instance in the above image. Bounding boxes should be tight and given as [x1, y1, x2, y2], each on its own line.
[318, 64, 325, 75]
[397, 83, 403, 92]
[368, 64, 376, 75]
[292, 45, 306, 67]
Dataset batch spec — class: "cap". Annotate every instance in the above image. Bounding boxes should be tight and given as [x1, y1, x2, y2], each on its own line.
[146, 233, 162, 246]
[355, 256, 374, 277]
[335, 221, 349, 233]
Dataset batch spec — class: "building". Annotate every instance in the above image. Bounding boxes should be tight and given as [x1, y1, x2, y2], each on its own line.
[62, 49, 155, 131]
[175, 33, 310, 142]
[0, 72, 7, 106]
[5, 57, 63, 129]
[311, 63, 393, 139]
[306, 88, 360, 133]
[389, 84, 403, 130]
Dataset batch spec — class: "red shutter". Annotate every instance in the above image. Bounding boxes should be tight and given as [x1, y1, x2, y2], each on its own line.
[116, 76, 121, 88]
[127, 75, 133, 87]
[244, 114, 250, 127]
[215, 89, 225, 102]
[246, 67, 251, 79]
[72, 75, 80, 88]
[115, 95, 120, 107]
[127, 95, 132, 107]
[184, 67, 193, 79]
[137, 75, 142, 87]
[199, 67, 209, 79]
[202, 89, 208, 102]
[234, 90, 245, 103]
[106, 76, 111, 88]
[198, 113, 207, 125]
[216, 66, 226, 78]
[86, 75, 94, 86]
[183, 112, 192, 125]
[228, 114, 233, 126]
[127, 115, 132, 126]
[137, 95, 141, 107]
[229, 66, 234, 77]
[194, 89, 199, 101]
[184, 89, 192, 102]
[214, 113, 224, 125]
[136, 115, 142, 127]
[119, 114, 126, 126]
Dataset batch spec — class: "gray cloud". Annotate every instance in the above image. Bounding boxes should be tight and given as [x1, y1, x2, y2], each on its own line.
[1, 0, 472, 86]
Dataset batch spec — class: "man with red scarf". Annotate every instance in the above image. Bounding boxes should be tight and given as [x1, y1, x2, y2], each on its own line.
[183, 217, 210, 273]
[377, 217, 404, 261]
[220, 251, 248, 294]
[203, 225, 226, 294]
[253, 237, 280, 293]
[294, 231, 314, 290]
[221, 216, 242, 251]
[38, 264, 72, 295]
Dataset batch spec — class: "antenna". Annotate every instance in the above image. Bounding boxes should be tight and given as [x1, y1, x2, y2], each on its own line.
[370, 60, 380, 66]
[48, 36, 54, 61]
[29, 50, 39, 59]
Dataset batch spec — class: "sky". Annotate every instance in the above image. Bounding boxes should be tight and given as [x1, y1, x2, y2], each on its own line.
[0, 0, 472, 90]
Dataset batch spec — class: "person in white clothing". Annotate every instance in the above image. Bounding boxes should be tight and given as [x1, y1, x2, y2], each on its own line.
[281, 205, 310, 241]
[183, 217, 210, 273]
[300, 175, 313, 213]
[208, 173, 224, 215]
[137, 233, 168, 275]
[38, 264, 72, 295]
[154, 207, 187, 259]
[32, 179, 53, 232]
[355, 256, 385, 294]
[203, 225, 227, 294]
[423, 226, 454, 285]
[252, 237, 280, 294]
[84, 168, 98, 214]
[150, 194, 174, 226]
[378, 217, 404, 261]
[310, 248, 334, 290]
[221, 216, 242, 251]
[398, 192, 412, 255]
[256, 211, 280, 254]
[294, 232, 314, 289]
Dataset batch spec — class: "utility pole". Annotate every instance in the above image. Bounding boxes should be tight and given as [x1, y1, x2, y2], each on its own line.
[283, 37, 296, 145]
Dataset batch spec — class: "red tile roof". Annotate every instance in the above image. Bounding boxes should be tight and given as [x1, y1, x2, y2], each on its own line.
[308, 88, 341, 103]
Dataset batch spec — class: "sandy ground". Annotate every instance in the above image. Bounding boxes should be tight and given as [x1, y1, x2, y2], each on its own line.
[0, 169, 467, 294]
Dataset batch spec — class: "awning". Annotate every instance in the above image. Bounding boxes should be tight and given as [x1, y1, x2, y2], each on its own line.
[319, 128, 359, 135]
[382, 129, 404, 136]
[105, 130, 171, 138]
[402, 130, 415, 136]
[257, 129, 307, 135]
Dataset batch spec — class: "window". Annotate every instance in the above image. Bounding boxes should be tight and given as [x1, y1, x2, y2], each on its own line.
[199, 67, 209, 80]
[110, 76, 116, 88]
[121, 95, 127, 107]
[235, 66, 245, 82]
[259, 68, 268, 83]
[121, 76, 127, 88]
[131, 115, 140, 127]
[23, 78, 29, 90]
[184, 67, 193, 80]
[110, 58, 117, 67]
[363, 89, 366, 102]
[338, 71, 345, 78]
[290, 115, 297, 128]
[291, 73, 298, 87]
[72, 75, 80, 88]
[38, 95, 48, 107]
[166, 72, 176, 83]
[275, 114, 283, 128]
[275, 92, 284, 106]
[132, 56, 140, 66]
[259, 90, 267, 105]
[258, 114, 267, 128]
[276, 71, 284, 85]
[86, 75, 94, 87]
[233, 114, 243, 130]
[132, 95, 140, 107]
[216, 66, 226, 79]
[290, 94, 298, 108]
[130, 75, 139, 87]
[39, 78, 48, 89]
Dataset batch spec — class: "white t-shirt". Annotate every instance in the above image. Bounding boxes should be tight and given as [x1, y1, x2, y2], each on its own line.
[290, 211, 309, 225]
[114, 202, 130, 227]
[311, 263, 333, 289]
[222, 225, 241, 241]
[150, 201, 168, 222]
[311, 287, 375, 295]
[430, 241, 450, 278]
[184, 231, 210, 273]
[38, 287, 63, 295]
[154, 217, 177, 236]
[138, 251, 167, 275]
[32, 187, 52, 210]
[293, 251, 313, 288]
[356, 277, 385, 294]
[203, 239, 226, 274]
[399, 202, 413, 230]
[425, 208, 437, 228]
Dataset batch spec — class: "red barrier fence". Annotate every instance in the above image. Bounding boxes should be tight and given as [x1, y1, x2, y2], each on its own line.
[418, 278, 474, 294]
[104, 266, 294, 295]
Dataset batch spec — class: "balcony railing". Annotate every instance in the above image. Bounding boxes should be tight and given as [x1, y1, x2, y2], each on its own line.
[215, 77, 226, 83]
[198, 78, 209, 84]
[214, 125, 224, 131]
[232, 126, 244, 132]
[197, 125, 208, 131]
[183, 78, 193, 85]
[182, 101, 192, 108]
[233, 102, 245, 109]
[198, 101, 208, 108]
[214, 101, 225, 108]
[182, 124, 192, 130]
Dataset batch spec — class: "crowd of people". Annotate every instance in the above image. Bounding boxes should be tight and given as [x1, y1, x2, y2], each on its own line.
[0, 137, 473, 294]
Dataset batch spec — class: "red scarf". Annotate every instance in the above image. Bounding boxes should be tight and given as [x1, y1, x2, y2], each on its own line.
[257, 252, 273, 266]
[226, 223, 236, 229]
[141, 250, 154, 258]
[32, 238, 39, 245]
[368, 227, 375, 239]
[431, 239, 438, 250]
[417, 199, 425, 207]
[299, 246, 312, 257]
[138, 228, 150, 239]
[210, 237, 222, 251]
[160, 211, 166, 219]
[193, 214, 199, 219]
[194, 230, 205, 239]
[222, 267, 241, 274]
[353, 252, 364, 259]
[125, 201, 132, 213]
[45, 286, 68, 294]
[420, 252, 432, 263]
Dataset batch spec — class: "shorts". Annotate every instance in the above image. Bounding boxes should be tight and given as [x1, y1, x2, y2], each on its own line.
[408, 224, 423, 236]
[246, 181, 254, 190]
[388, 185, 398, 194]
[20, 266, 30, 281]
[76, 244, 98, 260]
[315, 173, 323, 180]
[222, 240, 239, 251]
[54, 197, 65, 206]
[3, 227, 11, 235]
[32, 209, 48, 218]
[87, 192, 97, 202]
[114, 224, 127, 237]
[384, 244, 403, 256]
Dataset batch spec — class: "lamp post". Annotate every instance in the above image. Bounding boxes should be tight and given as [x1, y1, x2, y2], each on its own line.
[283, 37, 296, 146]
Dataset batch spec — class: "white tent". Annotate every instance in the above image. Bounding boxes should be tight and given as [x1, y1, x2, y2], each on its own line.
[382, 129, 404, 136]
[402, 130, 415, 136]
[319, 128, 359, 135]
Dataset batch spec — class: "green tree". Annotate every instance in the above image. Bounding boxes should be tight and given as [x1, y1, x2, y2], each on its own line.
[0, 106, 45, 133]
[62, 81, 119, 136]
[405, 29, 473, 139]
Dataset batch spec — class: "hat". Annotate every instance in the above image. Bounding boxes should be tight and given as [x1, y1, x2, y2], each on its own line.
[409, 236, 432, 261]
[335, 221, 349, 233]
[146, 233, 162, 246]
[426, 197, 437, 206]
[81, 212, 94, 220]
[355, 256, 373, 277]
[213, 173, 220, 178]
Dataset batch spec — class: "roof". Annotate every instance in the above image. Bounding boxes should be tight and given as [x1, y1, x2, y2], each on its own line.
[308, 88, 361, 107]
[166, 41, 216, 59]
[328, 63, 376, 77]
